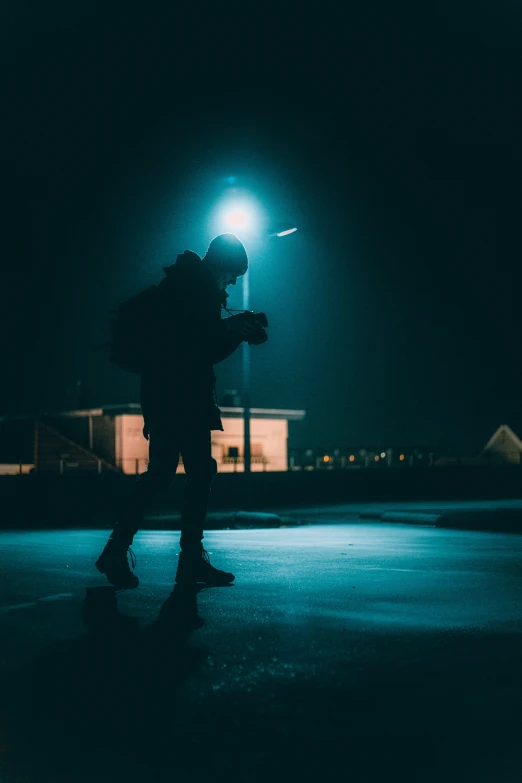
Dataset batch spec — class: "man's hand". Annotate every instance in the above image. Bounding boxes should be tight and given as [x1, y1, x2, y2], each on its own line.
[225, 314, 260, 340]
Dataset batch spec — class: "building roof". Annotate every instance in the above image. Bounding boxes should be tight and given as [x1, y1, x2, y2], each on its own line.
[482, 424, 522, 454]
[0, 403, 306, 423]
[219, 407, 306, 421]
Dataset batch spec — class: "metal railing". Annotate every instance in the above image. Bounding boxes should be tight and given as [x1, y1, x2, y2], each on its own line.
[59, 459, 105, 475]
[115, 456, 286, 475]
[288, 448, 522, 470]
[4, 450, 521, 476]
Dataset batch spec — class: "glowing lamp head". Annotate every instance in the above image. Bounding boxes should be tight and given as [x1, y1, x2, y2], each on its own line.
[212, 193, 263, 238]
[225, 210, 249, 230]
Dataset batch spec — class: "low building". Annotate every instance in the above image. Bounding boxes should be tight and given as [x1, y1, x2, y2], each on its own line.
[0, 404, 306, 475]
[481, 424, 522, 465]
[433, 424, 522, 466]
[0, 415, 118, 475]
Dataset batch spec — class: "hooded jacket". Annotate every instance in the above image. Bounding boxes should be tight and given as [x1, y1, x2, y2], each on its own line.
[140, 250, 243, 435]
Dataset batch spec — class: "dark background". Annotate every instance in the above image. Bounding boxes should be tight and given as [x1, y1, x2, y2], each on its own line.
[2, 3, 521, 452]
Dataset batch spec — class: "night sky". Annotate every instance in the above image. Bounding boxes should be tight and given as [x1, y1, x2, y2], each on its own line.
[2, 3, 522, 453]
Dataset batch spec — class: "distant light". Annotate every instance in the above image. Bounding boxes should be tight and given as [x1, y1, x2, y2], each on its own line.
[212, 193, 263, 238]
[276, 227, 297, 237]
[380, 452, 386, 458]
[323, 455, 330, 463]
[349, 455, 355, 462]
[374, 455, 380, 461]
[226, 176, 237, 184]
[399, 454, 405, 461]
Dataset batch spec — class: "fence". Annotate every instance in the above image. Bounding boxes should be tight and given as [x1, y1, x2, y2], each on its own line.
[4, 450, 521, 476]
[288, 448, 522, 471]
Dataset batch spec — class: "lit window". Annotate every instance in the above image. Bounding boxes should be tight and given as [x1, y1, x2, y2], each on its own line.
[399, 454, 405, 461]
[374, 455, 380, 461]
[380, 452, 386, 458]
[323, 455, 330, 463]
[349, 455, 355, 462]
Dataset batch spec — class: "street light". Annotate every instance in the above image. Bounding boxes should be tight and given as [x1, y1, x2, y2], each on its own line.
[212, 192, 297, 484]
[270, 227, 298, 237]
[225, 210, 249, 230]
[239, 220, 297, 486]
[212, 192, 265, 239]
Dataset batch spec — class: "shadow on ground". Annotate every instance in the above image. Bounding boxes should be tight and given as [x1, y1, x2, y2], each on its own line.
[1, 594, 522, 783]
[2, 585, 210, 782]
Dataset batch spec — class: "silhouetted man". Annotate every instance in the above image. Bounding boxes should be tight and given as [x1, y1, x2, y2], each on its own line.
[95, 233, 263, 589]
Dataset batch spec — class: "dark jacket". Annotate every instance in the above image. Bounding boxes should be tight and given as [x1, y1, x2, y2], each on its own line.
[140, 250, 243, 436]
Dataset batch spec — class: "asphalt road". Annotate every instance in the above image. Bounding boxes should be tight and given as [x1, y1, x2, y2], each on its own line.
[1, 521, 521, 782]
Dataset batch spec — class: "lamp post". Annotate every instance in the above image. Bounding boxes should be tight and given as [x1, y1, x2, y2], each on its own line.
[220, 204, 255, 478]
[217, 197, 297, 488]
[242, 269, 252, 477]
[240, 224, 297, 478]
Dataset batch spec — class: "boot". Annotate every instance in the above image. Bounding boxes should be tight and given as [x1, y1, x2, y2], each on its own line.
[175, 546, 234, 586]
[95, 538, 139, 589]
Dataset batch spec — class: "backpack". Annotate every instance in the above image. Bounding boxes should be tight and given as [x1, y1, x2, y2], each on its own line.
[108, 285, 162, 373]
[103, 251, 207, 373]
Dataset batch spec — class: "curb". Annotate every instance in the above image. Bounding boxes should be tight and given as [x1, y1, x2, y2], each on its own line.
[144, 510, 306, 530]
[357, 508, 522, 532]
[379, 512, 449, 526]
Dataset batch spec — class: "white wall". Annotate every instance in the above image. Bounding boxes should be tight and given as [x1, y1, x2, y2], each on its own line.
[115, 414, 288, 474]
[0, 464, 34, 475]
[211, 418, 288, 472]
[116, 415, 150, 474]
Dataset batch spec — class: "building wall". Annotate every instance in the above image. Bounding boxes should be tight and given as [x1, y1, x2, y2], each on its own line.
[115, 414, 289, 474]
[116, 415, 150, 474]
[484, 431, 522, 464]
[212, 418, 288, 472]
[0, 463, 34, 475]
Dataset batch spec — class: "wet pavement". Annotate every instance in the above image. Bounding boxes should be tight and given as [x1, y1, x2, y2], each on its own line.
[1, 521, 522, 782]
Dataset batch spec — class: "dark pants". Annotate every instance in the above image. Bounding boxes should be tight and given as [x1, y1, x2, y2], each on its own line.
[112, 423, 217, 550]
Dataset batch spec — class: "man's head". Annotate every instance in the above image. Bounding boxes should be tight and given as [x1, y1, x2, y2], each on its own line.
[203, 233, 248, 289]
